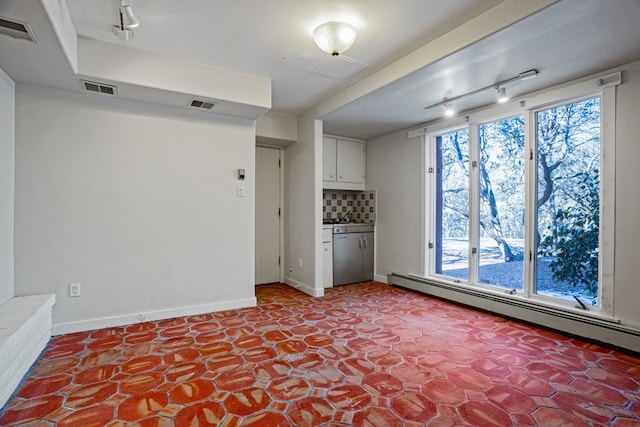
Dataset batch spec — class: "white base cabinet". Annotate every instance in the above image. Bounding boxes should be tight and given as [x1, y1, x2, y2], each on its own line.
[322, 226, 333, 288]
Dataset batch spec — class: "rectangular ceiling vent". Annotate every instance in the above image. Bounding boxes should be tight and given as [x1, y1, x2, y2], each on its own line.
[81, 80, 117, 96]
[189, 99, 217, 110]
[0, 17, 39, 44]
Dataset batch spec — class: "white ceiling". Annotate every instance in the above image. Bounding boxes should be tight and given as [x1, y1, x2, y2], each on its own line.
[2, 0, 640, 140]
[64, 0, 503, 116]
[323, 0, 640, 138]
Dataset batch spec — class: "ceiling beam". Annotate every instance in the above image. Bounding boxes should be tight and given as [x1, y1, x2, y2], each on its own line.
[312, 0, 559, 119]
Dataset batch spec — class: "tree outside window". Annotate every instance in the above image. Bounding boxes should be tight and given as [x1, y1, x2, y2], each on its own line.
[430, 96, 601, 306]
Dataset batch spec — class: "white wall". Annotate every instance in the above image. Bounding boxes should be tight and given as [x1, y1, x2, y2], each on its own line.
[611, 62, 640, 328]
[14, 86, 257, 333]
[283, 110, 323, 296]
[256, 111, 297, 147]
[366, 60, 640, 335]
[0, 69, 15, 305]
[366, 130, 423, 283]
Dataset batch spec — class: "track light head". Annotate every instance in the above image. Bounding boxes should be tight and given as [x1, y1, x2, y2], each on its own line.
[444, 103, 455, 117]
[113, 1, 139, 41]
[121, 5, 139, 29]
[497, 87, 509, 103]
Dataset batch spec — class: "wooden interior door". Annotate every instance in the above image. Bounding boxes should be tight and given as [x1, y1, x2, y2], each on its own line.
[255, 146, 281, 284]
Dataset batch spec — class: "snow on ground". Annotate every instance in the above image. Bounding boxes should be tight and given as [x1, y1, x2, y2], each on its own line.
[441, 238, 597, 306]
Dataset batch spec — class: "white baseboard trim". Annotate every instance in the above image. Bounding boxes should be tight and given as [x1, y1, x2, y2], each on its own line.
[52, 297, 257, 336]
[389, 273, 640, 354]
[283, 277, 324, 297]
[374, 274, 388, 284]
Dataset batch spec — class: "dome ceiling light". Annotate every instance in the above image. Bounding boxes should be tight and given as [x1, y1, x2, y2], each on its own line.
[313, 21, 357, 56]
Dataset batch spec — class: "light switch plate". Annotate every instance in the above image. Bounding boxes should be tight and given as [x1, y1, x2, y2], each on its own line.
[69, 282, 81, 297]
[237, 185, 245, 197]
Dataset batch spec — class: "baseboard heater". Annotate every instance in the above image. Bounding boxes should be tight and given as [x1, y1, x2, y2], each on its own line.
[388, 272, 640, 354]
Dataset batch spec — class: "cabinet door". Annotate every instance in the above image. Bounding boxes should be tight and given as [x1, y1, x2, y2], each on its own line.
[322, 137, 337, 182]
[336, 139, 364, 184]
[362, 232, 374, 281]
[323, 241, 333, 288]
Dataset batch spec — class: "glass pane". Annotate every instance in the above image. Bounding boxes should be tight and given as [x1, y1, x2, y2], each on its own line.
[435, 130, 469, 281]
[478, 117, 525, 291]
[535, 97, 600, 306]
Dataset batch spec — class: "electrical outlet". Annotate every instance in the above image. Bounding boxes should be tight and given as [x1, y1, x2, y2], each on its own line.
[69, 282, 81, 297]
[237, 185, 245, 197]
[289, 266, 293, 272]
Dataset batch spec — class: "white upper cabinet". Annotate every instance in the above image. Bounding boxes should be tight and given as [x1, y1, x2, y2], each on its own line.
[323, 135, 365, 190]
[337, 139, 364, 184]
[322, 137, 337, 182]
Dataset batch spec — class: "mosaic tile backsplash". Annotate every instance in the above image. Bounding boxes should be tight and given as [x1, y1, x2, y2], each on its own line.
[323, 190, 376, 223]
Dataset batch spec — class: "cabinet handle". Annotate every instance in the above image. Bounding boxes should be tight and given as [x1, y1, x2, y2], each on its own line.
[359, 239, 362, 249]
[363, 238, 367, 248]
[339, 175, 343, 179]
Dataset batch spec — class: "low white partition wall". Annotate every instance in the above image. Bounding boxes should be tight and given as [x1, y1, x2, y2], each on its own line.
[0, 294, 55, 409]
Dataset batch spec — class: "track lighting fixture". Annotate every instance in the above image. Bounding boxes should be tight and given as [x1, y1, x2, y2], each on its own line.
[425, 69, 539, 117]
[497, 87, 509, 103]
[113, 1, 140, 41]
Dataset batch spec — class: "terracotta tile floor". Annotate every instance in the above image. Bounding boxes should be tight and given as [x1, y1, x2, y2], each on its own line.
[2, 282, 640, 426]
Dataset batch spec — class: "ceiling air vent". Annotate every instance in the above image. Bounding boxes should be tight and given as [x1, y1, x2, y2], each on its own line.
[81, 80, 117, 96]
[0, 17, 39, 44]
[189, 99, 217, 110]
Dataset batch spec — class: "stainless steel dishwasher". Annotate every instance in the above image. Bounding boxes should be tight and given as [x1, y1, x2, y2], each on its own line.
[333, 223, 374, 286]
